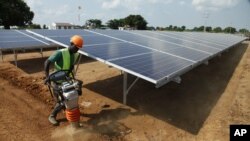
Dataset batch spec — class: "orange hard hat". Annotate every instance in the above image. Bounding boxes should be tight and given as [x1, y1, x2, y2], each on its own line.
[70, 35, 83, 48]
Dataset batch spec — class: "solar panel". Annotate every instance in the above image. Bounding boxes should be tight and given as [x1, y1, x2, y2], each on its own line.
[28, 29, 246, 85]
[0, 30, 53, 49]
[27, 29, 246, 103]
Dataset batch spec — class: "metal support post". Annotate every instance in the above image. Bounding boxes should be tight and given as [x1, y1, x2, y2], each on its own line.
[40, 48, 43, 58]
[172, 76, 182, 84]
[13, 50, 17, 67]
[74, 54, 82, 75]
[0, 49, 3, 61]
[123, 72, 139, 104]
[123, 72, 128, 104]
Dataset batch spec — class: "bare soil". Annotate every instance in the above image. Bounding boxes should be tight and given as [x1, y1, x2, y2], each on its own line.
[0, 41, 249, 141]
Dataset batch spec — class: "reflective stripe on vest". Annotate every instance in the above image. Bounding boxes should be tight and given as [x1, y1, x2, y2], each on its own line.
[54, 48, 79, 71]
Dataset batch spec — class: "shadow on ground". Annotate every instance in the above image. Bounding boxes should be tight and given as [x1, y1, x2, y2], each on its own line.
[84, 43, 248, 134]
[82, 107, 137, 137]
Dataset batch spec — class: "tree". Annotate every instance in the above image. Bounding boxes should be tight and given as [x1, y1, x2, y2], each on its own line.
[146, 26, 155, 30]
[85, 19, 102, 29]
[43, 24, 48, 29]
[156, 27, 164, 31]
[181, 26, 186, 31]
[224, 27, 236, 34]
[205, 26, 212, 32]
[213, 27, 222, 33]
[193, 27, 198, 31]
[106, 19, 124, 29]
[28, 24, 41, 29]
[198, 26, 205, 31]
[0, 0, 34, 29]
[239, 28, 249, 34]
[164, 26, 169, 30]
[169, 25, 173, 30]
[124, 15, 147, 30]
[173, 26, 177, 31]
[107, 14, 147, 30]
[192, 26, 205, 32]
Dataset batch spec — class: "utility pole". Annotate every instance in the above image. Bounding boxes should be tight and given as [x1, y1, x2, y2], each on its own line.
[245, 25, 248, 36]
[78, 6, 82, 24]
[229, 22, 232, 34]
[203, 10, 209, 32]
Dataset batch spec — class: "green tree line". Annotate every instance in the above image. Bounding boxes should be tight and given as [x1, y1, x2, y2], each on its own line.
[155, 25, 249, 34]
[83, 18, 249, 34]
[85, 15, 148, 30]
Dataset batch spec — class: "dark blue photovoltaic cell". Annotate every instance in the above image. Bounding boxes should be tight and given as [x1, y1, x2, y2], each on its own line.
[177, 32, 244, 47]
[84, 42, 153, 60]
[0, 30, 53, 49]
[131, 30, 221, 54]
[93, 30, 210, 62]
[52, 36, 124, 45]
[132, 40, 209, 61]
[158, 31, 227, 49]
[0, 41, 47, 49]
[30, 29, 123, 46]
[110, 51, 193, 80]
[0, 30, 20, 37]
[30, 29, 154, 60]
[30, 29, 93, 37]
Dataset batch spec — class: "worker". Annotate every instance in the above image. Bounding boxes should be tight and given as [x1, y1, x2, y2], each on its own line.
[44, 35, 83, 126]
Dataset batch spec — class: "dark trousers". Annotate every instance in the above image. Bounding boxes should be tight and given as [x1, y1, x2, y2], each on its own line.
[51, 103, 65, 117]
[50, 83, 65, 117]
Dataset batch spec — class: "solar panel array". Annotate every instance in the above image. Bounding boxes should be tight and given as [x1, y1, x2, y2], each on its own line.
[27, 29, 246, 87]
[0, 30, 54, 50]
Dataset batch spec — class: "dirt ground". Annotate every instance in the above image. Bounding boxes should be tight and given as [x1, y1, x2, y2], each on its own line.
[0, 41, 249, 141]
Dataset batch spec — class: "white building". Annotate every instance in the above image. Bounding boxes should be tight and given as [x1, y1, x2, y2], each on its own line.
[118, 25, 136, 30]
[51, 22, 74, 30]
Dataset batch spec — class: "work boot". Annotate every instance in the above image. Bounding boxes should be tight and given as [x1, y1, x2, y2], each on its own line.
[48, 115, 59, 126]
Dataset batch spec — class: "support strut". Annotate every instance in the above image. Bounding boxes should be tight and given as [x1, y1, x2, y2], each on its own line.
[75, 54, 82, 75]
[0, 49, 3, 61]
[123, 72, 139, 104]
[13, 49, 17, 67]
[40, 48, 43, 58]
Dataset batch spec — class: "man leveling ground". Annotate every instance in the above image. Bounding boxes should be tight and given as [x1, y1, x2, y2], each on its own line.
[44, 35, 83, 126]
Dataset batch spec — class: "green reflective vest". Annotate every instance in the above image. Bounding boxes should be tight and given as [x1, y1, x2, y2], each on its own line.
[54, 48, 79, 71]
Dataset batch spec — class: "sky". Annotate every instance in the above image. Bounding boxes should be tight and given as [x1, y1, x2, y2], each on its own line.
[24, 0, 250, 30]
